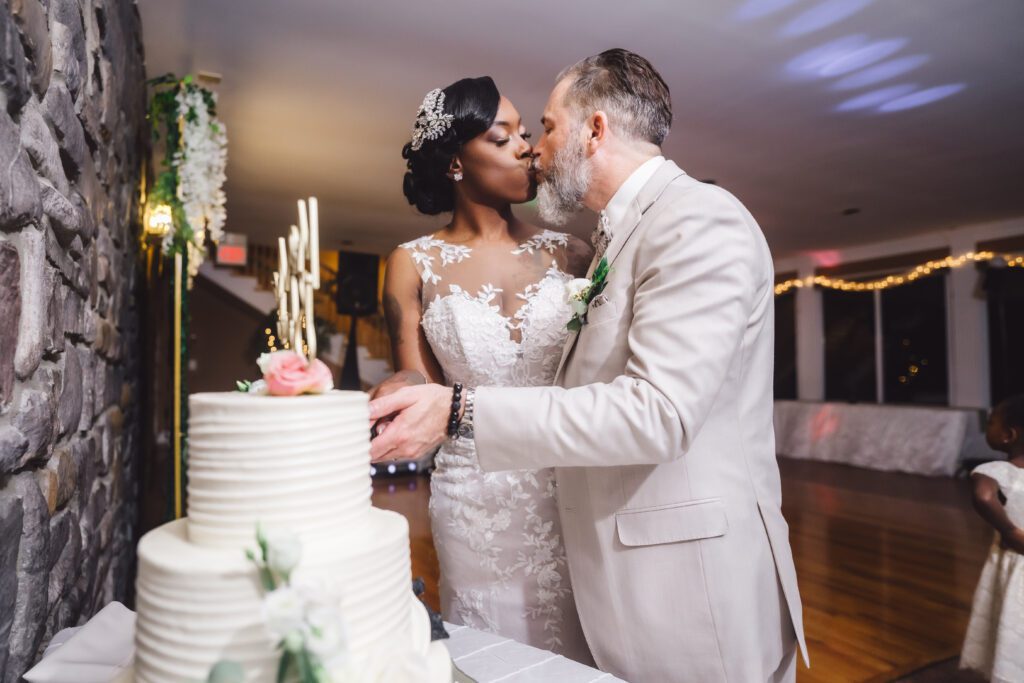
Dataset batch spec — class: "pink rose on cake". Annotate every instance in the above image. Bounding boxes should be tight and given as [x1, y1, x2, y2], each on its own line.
[257, 350, 334, 396]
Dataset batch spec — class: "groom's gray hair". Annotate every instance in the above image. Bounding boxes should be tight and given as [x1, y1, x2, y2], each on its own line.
[557, 49, 672, 146]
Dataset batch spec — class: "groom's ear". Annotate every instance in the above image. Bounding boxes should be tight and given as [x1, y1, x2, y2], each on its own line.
[588, 111, 610, 150]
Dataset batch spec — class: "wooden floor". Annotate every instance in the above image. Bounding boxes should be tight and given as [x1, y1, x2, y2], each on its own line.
[372, 458, 993, 683]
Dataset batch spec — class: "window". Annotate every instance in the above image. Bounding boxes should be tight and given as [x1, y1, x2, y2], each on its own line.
[986, 265, 1024, 405]
[774, 291, 797, 400]
[881, 276, 949, 405]
[824, 289, 877, 403]
[822, 272, 949, 405]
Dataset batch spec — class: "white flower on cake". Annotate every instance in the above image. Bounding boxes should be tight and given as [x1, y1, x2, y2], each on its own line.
[263, 527, 303, 578]
[248, 525, 352, 682]
[303, 604, 350, 670]
[261, 586, 306, 640]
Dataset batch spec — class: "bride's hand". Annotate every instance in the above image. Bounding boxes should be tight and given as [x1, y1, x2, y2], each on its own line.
[368, 369, 426, 401]
[368, 384, 451, 462]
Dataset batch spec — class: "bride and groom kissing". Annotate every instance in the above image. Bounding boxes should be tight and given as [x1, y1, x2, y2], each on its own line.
[369, 49, 808, 682]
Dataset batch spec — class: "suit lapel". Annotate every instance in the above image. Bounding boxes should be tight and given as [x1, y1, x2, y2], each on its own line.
[554, 161, 688, 384]
[604, 160, 686, 268]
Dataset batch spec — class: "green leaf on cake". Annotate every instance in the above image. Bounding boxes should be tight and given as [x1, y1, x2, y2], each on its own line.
[276, 651, 292, 683]
[296, 649, 315, 683]
[235, 380, 252, 392]
[258, 566, 276, 592]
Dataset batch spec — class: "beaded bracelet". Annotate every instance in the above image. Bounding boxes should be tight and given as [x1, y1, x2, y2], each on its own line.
[447, 383, 463, 438]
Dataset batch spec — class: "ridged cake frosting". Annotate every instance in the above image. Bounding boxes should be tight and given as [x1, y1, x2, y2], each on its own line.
[134, 390, 451, 682]
[185, 392, 371, 547]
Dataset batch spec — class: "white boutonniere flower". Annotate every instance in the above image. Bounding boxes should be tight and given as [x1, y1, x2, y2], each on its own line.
[564, 258, 611, 332]
[565, 278, 592, 318]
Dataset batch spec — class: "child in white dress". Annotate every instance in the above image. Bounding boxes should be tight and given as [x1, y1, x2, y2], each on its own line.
[961, 395, 1024, 682]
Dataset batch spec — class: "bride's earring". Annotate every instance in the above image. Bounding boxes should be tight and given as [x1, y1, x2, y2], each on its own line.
[453, 172, 463, 182]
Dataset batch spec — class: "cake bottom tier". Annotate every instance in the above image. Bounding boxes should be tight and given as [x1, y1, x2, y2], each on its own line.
[134, 510, 448, 682]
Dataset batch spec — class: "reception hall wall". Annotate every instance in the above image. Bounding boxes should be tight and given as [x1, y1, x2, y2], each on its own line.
[0, 1, 147, 680]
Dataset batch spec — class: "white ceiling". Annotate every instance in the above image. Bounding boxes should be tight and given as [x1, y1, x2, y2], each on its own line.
[137, 0, 1024, 260]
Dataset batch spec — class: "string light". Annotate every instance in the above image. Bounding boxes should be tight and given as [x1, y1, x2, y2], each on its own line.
[775, 251, 1024, 296]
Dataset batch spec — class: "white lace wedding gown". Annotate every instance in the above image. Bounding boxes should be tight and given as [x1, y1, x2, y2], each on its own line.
[399, 230, 591, 664]
[961, 461, 1024, 682]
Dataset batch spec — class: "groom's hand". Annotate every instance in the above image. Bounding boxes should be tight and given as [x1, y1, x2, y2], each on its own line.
[368, 370, 427, 440]
[368, 384, 452, 462]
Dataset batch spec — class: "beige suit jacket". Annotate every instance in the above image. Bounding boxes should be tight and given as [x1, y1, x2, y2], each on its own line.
[474, 161, 808, 682]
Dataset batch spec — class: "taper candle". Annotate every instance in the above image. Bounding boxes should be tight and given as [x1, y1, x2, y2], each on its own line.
[309, 197, 320, 289]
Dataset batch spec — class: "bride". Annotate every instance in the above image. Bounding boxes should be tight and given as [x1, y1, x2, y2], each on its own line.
[379, 76, 593, 663]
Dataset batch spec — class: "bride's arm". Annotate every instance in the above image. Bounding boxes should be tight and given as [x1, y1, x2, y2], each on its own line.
[382, 248, 445, 386]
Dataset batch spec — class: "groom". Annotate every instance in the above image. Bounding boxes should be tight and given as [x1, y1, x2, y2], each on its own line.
[370, 49, 807, 682]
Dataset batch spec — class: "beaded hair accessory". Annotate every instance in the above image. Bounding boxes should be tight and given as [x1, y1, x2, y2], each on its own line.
[410, 88, 454, 151]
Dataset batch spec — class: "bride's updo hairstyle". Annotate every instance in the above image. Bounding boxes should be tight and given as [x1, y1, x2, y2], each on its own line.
[402, 77, 501, 215]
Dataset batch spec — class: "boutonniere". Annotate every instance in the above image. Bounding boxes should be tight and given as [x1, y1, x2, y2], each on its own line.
[565, 257, 611, 332]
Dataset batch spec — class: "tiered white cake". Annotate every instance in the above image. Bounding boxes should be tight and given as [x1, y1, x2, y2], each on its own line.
[134, 391, 451, 682]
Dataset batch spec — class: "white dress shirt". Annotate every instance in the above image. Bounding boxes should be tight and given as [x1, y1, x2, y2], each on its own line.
[601, 155, 665, 234]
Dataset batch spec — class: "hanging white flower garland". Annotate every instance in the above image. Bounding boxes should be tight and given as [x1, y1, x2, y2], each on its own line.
[150, 77, 229, 279]
[174, 86, 228, 251]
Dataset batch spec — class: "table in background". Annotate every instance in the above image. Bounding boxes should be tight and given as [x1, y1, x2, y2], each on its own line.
[445, 622, 625, 683]
[773, 400, 991, 476]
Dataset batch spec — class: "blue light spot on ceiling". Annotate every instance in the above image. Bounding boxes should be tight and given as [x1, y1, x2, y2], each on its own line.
[785, 34, 868, 78]
[780, 0, 875, 38]
[818, 38, 908, 77]
[830, 54, 930, 90]
[835, 84, 917, 111]
[877, 83, 966, 112]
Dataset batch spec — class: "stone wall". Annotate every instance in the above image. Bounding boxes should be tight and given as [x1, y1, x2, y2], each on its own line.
[0, 0, 146, 679]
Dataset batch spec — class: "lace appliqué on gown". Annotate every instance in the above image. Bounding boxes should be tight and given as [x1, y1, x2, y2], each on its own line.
[402, 235, 472, 286]
[400, 232, 589, 661]
[511, 229, 569, 256]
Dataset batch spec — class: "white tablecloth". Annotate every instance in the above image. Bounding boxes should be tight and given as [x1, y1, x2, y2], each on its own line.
[773, 400, 990, 476]
[445, 623, 624, 683]
[23, 603, 622, 683]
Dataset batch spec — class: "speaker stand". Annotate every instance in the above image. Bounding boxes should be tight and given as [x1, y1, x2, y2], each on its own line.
[340, 317, 361, 390]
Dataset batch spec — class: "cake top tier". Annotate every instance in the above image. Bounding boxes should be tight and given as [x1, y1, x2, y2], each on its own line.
[186, 390, 373, 548]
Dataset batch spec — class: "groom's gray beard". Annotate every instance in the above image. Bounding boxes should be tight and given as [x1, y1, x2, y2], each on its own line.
[537, 131, 592, 226]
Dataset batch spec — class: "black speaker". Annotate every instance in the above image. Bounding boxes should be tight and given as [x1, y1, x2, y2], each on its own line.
[335, 251, 380, 317]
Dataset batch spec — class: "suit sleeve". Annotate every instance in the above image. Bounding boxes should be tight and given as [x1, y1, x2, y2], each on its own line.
[474, 189, 762, 471]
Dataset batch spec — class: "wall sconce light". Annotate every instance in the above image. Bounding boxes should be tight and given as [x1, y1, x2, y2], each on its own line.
[145, 202, 174, 239]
